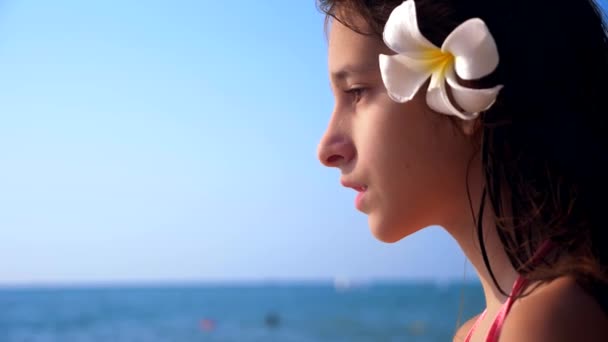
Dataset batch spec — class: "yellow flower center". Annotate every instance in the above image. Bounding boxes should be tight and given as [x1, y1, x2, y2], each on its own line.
[422, 49, 454, 75]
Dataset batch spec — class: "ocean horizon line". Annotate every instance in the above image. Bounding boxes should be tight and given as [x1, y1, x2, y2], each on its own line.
[0, 277, 481, 290]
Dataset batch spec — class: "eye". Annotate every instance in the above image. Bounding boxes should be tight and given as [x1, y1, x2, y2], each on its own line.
[345, 87, 367, 103]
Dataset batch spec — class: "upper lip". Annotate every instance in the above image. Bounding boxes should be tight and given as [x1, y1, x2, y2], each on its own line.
[340, 179, 367, 192]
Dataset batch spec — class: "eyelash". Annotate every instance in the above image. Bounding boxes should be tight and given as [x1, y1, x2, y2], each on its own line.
[345, 87, 366, 103]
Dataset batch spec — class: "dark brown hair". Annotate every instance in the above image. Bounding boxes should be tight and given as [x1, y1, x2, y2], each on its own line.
[318, 0, 608, 310]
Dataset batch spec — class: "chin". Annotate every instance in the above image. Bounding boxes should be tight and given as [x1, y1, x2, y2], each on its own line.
[368, 212, 415, 243]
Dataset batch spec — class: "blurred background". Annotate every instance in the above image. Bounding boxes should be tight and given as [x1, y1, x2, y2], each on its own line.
[1, 1, 603, 341]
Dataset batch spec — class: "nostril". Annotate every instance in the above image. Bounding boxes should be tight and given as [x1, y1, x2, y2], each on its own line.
[327, 154, 343, 165]
[318, 138, 354, 168]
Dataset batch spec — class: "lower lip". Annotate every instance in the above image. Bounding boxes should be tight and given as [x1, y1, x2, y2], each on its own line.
[355, 191, 366, 209]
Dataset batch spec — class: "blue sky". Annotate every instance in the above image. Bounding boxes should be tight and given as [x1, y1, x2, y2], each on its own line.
[1, 1, 604, 286]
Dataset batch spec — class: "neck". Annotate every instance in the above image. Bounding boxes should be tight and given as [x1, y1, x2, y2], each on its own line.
[444, 158, 519, 312]
[451, 210, 519, 311]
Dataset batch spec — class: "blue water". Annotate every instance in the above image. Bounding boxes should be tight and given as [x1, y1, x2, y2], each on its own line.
[0, 282, 484, 341]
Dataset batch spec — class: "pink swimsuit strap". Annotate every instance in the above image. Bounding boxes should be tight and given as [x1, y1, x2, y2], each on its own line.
[463, 240, 555, 342]
[463, 275, 528, 342]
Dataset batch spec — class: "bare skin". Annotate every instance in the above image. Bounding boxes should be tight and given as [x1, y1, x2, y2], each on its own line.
[318, 17, 608, 342]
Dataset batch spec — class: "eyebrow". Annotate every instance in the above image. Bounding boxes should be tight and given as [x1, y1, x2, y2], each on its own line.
[331, 64, 378, 81]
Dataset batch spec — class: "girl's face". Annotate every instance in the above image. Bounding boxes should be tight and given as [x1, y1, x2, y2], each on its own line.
[318, 17, 477, 242]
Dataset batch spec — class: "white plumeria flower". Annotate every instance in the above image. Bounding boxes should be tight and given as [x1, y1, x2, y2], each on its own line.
[379, 0, 503, 120]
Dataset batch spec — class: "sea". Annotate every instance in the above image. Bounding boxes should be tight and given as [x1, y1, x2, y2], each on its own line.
[0, 282, 484, 342]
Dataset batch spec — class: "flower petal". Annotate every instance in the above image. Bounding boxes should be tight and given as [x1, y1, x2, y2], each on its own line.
[383, 0, 438, 58]
[441, 18, 499, 80]
[446, 70, 503, 114]
[426, 71, 468, 118]
[379, 53, 432, 102]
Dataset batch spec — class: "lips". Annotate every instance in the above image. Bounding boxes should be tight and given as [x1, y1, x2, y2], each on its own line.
[340, 179, 367, 192]
[340, 179, 368, 210]
[353, 185, 367, 192]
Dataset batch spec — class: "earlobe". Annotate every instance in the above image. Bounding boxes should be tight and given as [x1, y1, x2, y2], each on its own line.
[460, 118, 479, 136]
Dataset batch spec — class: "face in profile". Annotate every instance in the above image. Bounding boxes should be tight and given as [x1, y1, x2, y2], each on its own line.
[317, 16, 477, 242]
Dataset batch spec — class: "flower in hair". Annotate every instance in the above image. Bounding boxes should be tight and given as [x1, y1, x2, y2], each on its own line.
[379, 0, 503, 120]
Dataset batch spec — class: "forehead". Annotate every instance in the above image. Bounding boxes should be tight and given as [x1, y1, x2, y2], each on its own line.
[328, 18, 388, 79]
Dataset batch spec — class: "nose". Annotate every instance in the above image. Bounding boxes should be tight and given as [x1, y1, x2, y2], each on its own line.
[317, 126, 355, 169]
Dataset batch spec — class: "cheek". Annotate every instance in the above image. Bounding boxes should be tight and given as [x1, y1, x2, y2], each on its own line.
[359, 99, 467, 240]
[357, 104, 432, 239]
[365, 101, 435, 192]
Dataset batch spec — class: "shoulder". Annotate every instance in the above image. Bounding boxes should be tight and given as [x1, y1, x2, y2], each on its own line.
[453, 313, 481, 342]
[500, 276, 608, 342]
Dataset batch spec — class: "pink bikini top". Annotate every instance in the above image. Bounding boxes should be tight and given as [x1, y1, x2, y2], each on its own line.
[464, 241, 555, 342]
[463, 274, 528, 342]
